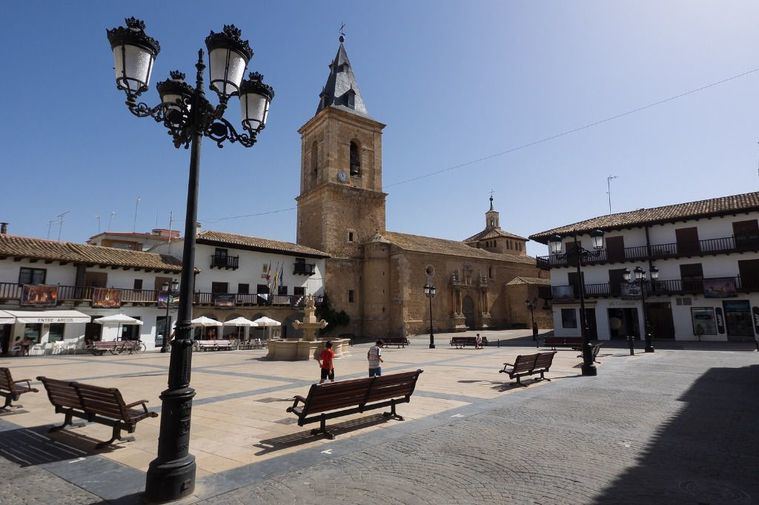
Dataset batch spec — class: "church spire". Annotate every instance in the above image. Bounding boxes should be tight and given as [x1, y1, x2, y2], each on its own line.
[486, 193, 500, 230]
[316, 33, 369, 116]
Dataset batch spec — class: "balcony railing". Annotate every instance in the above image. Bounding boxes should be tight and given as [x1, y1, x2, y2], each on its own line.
[537, 234, 759, 269]
[210, 254, 239, 270]
[0, 282, 324, 310]
[551, 276, 752, 302]
[293, 262, 315, 275]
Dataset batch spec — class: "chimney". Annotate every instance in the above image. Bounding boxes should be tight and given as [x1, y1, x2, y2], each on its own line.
[0, 223, 7, 235]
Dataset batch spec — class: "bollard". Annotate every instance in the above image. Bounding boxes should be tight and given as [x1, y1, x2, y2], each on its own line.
[627, 335, 635, 356]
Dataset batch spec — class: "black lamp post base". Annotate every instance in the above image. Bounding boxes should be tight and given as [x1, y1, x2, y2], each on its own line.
[144, 455, 196, 502]
[581, 363, 597, 376]
[429, 343, 435, 349]
[644, 346, 655, 353]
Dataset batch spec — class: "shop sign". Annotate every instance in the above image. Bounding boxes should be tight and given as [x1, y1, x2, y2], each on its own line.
[703, 278, 737, 298]
[213, 294, 235, 307]
[92, 288, 122, 308]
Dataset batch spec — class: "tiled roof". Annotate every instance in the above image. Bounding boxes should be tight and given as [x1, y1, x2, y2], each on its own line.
[316, 41, 369, 116]
[530, 191, 759, 243]
[197, 230, 329, 258]
[0, 234, 182, 271]
[505, 276, 550, 286]
[463, 227, 528, 243]
[378, 231, 536, 265]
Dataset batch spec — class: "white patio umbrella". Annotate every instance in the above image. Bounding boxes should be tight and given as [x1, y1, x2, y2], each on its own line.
[223, 317, 256, 339]
[191, 316, 223, 340]
[95, 314, 143, 341]
[252, 316, 281, 340]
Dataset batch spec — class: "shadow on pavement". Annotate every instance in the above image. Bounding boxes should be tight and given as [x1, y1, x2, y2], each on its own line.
[254, 413, 391, 455]
[592, 364, 759, 505]
[0, 424, 121, 467]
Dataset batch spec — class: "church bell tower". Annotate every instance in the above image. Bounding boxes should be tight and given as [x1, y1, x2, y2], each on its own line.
[296, 36, 386, 259]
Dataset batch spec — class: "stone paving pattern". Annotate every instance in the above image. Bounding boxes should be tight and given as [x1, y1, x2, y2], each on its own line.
[0, 332, 756, 504]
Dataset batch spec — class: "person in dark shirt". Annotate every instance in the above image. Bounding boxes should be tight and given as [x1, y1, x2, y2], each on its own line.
[317, 341, 335, 383]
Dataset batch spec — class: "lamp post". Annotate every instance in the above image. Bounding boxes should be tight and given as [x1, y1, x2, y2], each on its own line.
[623, 266, 658, 353]
[106, 18, 273, 502]
[160, 280, 179, 353]
[424, 284, 436, 348]
[525, 297, 538, 342]
[548, 229, 604, 376]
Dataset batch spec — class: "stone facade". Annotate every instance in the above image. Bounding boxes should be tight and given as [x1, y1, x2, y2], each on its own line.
[296, 40, 552, 338]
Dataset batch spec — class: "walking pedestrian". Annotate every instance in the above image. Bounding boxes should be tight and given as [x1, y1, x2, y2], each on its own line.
[475, 333, 483, 349]
[367, 340, 384, 377]
[317, 341, 335, 384]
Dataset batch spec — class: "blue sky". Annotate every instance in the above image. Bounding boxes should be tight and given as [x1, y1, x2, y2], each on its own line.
[2, 1, 758, 256]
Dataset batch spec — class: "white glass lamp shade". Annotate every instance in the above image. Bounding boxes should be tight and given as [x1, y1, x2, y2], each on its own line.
[239, 72, 274, 133]
[107, 18, 160, 96]
[430, 286, 437, 297]
[157, 71, 193, 125]
[634, 266, 645, 281]
[623, 268, 632, 282]
[650, 266, 659, 280]
[205, 25, 253, 98]
[591, 229, 605, 250]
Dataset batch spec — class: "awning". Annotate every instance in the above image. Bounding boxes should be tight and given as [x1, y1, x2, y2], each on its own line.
[5, 310, 90, 324]
[0, 310, 14, 324]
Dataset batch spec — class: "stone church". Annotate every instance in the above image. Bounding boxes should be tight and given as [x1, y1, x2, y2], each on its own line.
[296, 38, 551, 338]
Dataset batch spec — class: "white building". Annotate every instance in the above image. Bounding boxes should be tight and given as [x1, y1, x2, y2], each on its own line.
[530, 192, 759, 344]
[0, 228, 328, 354]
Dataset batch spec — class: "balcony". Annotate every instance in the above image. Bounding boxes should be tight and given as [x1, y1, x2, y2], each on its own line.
[210, 254, 239, 270]
[537, 234, 759, 269]
[293, 262, 315, 275]
[194, 292, 322, 308]
[551, 276, 753, 302]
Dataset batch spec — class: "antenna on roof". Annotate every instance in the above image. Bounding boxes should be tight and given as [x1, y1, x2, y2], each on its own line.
[96, 215, 101, 234]
[47, 219, 56, 240]
[133, 196, 141, 232]
[108, 210, 116, 231]
[56, 210, 70, 241]
[606, 175, 618, 214]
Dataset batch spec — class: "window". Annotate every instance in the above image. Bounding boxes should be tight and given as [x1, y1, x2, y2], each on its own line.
[293, 286, 305, 296]
[121, 317, 141, 340]
[349, 141, 361, 176]
[675, 227, 700, 256]
[24, 324, 42, 343]
[215, 248, 228, 258]
[734, 220, 759, 249]
[561, 309, 577, 328]
[278, 285, 288, 296]
[238, 283, 249, 294]
[311, 141, 318, 176]
[212, 282, 228, 294]
[348, 289, 355, 303]
[691, 307, 717, 335]
[738, 259, 759, 291]
[133, 279, 143, 291]
[605, 236, 625, 263]
[488, 266, 493, 279]
[257, 284, 269, 294]
[680, 263, 704, 293]
[19, 267, 46, 285]
[84, 271, 107, 288]
[348, 231, 354, 243]
[48, 323, 64, 343]
[156, 315, 172, 347]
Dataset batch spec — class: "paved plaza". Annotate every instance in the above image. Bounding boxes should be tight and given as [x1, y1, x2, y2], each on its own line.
[0, 331, 756, 504]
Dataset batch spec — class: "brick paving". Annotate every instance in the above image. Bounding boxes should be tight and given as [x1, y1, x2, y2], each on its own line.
[0, 335, 756, 504]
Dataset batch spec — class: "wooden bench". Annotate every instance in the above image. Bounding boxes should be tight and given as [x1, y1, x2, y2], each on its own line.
[499, 351, 556, 385]
[36, 376, 158, 448]
[450, 336, 488, 349]
[577, 343, 603, 363]
[88, 341, 120, 356]
[195, 339, 233, 351]
[286, 369, 423, 439]
[543, 336, 583, 350]
[381, 337, 410, 348]
[0, 368, 38, 409]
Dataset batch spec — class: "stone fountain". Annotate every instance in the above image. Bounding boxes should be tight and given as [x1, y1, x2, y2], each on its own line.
[266, 295, 350, 361]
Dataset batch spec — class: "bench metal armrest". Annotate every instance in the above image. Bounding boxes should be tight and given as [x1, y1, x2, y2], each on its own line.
[502, 362, 514, 367]
[287, 395, 307, 413]
[14, 379, 33, 390]
[126, 400, 150, 413]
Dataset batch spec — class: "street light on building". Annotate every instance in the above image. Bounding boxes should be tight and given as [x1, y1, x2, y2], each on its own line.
[525, 298, 538, 342]
[623, 266, 658, 353]
[548, 229, 604, 376]
[424, 283, 436, 349]
[160, 279, 179, 353]
[106, 17, 273, 502]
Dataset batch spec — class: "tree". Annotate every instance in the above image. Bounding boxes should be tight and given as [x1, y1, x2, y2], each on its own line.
[315, 294, 349, 336]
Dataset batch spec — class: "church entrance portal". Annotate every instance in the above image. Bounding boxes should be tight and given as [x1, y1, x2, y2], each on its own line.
[462, 295, 476, 329]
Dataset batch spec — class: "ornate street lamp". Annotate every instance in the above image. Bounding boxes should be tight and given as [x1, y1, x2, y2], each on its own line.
[106, 17, 273, 502]
[548, 229, 604, 376]
[424, 284, 437, 349]
[160, 279, 180, 353]
[525, 297, 538, 344]
[623, 265, 658, 353]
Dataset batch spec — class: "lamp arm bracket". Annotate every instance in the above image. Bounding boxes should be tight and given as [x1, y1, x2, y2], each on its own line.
[204, 116, 257, 148]
[127, 99, 164, 122]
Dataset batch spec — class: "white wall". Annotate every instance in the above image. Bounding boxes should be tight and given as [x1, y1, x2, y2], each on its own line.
[0, 258, 76, 286]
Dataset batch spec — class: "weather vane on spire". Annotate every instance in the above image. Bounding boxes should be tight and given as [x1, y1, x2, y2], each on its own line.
[339, 22, 346, 43]
[489, 189, 495, 210]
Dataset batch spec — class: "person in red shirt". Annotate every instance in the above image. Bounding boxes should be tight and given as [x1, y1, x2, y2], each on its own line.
[317, 341, 335, 383]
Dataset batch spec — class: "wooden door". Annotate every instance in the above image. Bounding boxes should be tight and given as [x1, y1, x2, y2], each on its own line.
[568, 271, 585, 298]
[738, 259, 759, 291]
[733, 220, 759, 250]
[608, 269, 627, 297]
[605, 236, 625, 263]
[676, 227, 700, 256]
[83, 271, 107, 288]
[680, 263, 704, 294]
